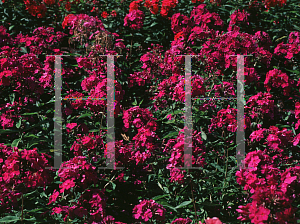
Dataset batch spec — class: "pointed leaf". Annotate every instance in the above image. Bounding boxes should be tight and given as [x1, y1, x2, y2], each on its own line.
[11, 138, 21, 148]
[175, 200, 192, 209]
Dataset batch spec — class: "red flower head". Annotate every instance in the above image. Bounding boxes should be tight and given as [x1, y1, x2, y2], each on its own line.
[205, 217, 223, 224]
[65, 2, 71, 11]
[44, 0, 55, 5]
[111, 10, 117, 17]
[102, 11, 109, 18]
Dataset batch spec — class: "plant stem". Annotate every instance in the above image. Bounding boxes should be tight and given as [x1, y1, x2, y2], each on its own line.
[189, 174, 198, 220]
[223, 146, 229, 189]
[222, 130, 229, 190]
[130, 33, 133, 57]
[99, 112, 104, 136]
[21, 193, 24, 223]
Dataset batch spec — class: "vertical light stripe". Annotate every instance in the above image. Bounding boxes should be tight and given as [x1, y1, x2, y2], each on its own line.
[236, 55, 246, 169]
[54, 56, 63, 169]
[98, 55, 123, 170]
[45, 54, 123, 170]
[106, 55, 115, 169]
[184, 55, 193, 169]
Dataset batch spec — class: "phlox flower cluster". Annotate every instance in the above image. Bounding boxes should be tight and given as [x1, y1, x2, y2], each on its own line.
[171, 217, 223, 224]
[236, 150, 300, 223]
[245, 92, 276, 120]
[227, 9, 250, 32]
[171, 13, 194, 39]
[199, 217, 223, 224]
[0, 0, 300, 223]
[48, 157, 112, 222]
[122, 106, 160, 164]
[0, 144, 52, 213]
[129, 0, 144, 12]
[65, 74, 124, 116]
[160, 0, 178, 18]
[70, 132, 105, 157]
[208, 105, 238, 133]
[133, 199, 166, 223]
[172, 74, 207, 103]
[144, 0, 160, 15]
[62, 14, 106, 35]
[274, 31, 300, 60]
[190, 4, 223, 31]
[264, 68, 293, 96]
[171, 217, 192, 224]
[127, 0, 177, 19]
[263, 0, 287, 10]
[211, 81, 236, 98]
[23, 0, 47, 18]
[57, 156, 101, 191]
[165, 129, 206, 184]
[1, 0, 83, 17]
[249, 126, 295, 165]
[295, 102, 300, 130]
[124, 9, 145, 30]
[50, 189, 108, 222]
[1, 0, 288, 19]
[0, 26, 68, 130]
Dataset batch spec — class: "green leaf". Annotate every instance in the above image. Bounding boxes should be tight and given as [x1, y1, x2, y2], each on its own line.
[24, 217, 36, 221]
[275, 124, 291, 128]
[0, 216, 20, 223]
[9, 93, 15, 104]
[77, 113, 93, 119]
[157, 182, 169, 193]
[138, 99, 144, 106]
[197, 201, 222, 207]
[162, 131, 178, 139]
[9, 25, 14, 31]
[150, 22, 158, 27]
[292, 127, 296, 135]
[11, 138, 21, 148]
[210, 163, 224, 173]
[19, 112, 39, 116]
[22, 120, 49, 132]
[111, 182, 116, 190]
[163, 119, 175, 124]
[20, 47, 27, 54]
[23, 190, 37, 197]
[158, 182, 164, 191]
[229, 156, 237, 163]
[201, 129, 207, 141]
[16, 118, 22, 129]
[0, 129, 20, 134]
[24, 133, 39, 138]
[171, 110, 184, 115]
[293, 24, 300, 31]
[175, 200, 192, 209]
[285, 68, 300, 74]
[152, 194, 169, 201]
[132, 98, 137, 106]
[156, 200, 177, 212]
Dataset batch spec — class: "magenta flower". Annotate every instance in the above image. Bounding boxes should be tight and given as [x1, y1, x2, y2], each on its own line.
[133, 199, 166, 223]
[166, 114, 173, 120]
[59, 178, 76, 193]
[124, 10, 145, 30]
[48, 190, 60, 205]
